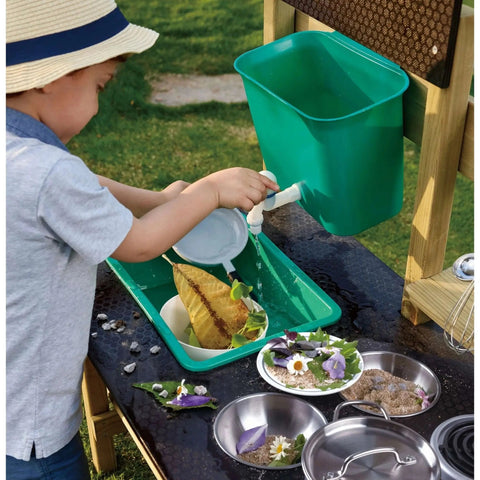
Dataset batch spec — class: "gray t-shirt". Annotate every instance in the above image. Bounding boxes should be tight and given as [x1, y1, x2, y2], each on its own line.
[6, 109, 133, 460]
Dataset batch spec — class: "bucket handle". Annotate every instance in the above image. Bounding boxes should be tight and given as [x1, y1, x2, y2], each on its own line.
[333, 400, 391, 421]
[322, 447, 417, 480]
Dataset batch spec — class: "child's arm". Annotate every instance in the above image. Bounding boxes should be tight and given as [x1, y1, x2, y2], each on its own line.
[110, 167, 278, 263]
[97, 175, 190, 217]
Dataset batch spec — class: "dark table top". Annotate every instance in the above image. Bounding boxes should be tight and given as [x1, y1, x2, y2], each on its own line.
[88, 203, 473, 480]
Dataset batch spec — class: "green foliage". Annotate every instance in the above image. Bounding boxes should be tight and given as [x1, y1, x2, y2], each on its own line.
[185, 325, 202, 347]
[262, 349, 276, 367]
[230, 279, 253, 300]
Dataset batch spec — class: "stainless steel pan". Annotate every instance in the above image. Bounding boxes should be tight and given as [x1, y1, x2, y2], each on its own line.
[302, 401, 440, 480]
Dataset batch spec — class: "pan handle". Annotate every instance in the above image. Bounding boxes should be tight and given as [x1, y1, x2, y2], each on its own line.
[323, 447, 417, 480]
[333, 400, 391, 421]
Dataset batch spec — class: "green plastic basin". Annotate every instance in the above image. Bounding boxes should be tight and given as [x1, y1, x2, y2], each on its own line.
[107, 232, 341, 372]
[235, 31, 410, 235]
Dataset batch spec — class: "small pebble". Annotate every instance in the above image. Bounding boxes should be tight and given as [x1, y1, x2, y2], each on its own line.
[159, 390, 169, 398]
[96, 313, 108, 321]
[152, 383, 163, 391]
[116, 326, 126, 333]
[110, 319, 126, 330]
[150, 345, 161, 354]
[133, 311, 141, 319]
[123, 362, 136, 374]
[91, 332, 98, 338]
[101, 322, 112, 331]
[129, 341, 141, 353]
[194, 385, 207, 396]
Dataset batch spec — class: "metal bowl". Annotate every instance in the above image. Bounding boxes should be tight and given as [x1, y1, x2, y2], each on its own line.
[213, 392, 327, 469]
[339, 351, 441, 417]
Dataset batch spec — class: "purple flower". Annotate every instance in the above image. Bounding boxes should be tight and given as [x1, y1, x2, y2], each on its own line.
[322, 351, 346, 379]
[265, 337, 291, 356]
[273, 355, 292, 368]
[167, 394, 212, 407]
[284, 329, 298, 341]
[415, 388, 431, 409]
[236, 424, 267, 454]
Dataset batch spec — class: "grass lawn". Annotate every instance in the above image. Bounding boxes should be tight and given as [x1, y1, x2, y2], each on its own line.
[72, 1, 473, 478]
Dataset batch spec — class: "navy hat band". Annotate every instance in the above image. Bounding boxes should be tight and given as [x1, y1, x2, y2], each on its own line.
[7, 7, 129, 67]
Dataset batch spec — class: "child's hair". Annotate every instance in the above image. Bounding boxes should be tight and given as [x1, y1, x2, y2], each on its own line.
[6, 0, 158, 94]
[6, 55, 129, 98]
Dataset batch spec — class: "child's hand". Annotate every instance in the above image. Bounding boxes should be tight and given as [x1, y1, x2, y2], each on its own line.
[111, 168, 279, 263]
[202, 167, 279, 211]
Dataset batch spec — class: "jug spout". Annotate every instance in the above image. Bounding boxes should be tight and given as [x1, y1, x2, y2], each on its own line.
[247, 171, 302, 234]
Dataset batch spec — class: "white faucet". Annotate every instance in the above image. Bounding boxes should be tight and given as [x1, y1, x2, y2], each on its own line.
[247, 170, 302, 235]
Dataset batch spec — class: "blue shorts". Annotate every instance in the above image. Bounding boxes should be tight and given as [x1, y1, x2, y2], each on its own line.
[6, 432, 90, 480]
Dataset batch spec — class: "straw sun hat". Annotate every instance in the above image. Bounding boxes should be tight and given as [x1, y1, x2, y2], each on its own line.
[6, 0, 159, 93]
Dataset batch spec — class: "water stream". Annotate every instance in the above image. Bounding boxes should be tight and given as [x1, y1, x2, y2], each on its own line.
[253, 234, 264, 303]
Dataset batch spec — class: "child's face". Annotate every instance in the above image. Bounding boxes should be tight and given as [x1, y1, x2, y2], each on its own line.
[43, 59, 119, 143]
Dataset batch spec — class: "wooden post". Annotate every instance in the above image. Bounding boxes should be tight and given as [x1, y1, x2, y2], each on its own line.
[82, 357, 126, 473]
[264, 0, 295, 44]
[401, 6, 474, 324]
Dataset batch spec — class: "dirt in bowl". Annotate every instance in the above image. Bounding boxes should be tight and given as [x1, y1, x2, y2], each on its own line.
[266, 364, 337, 390]
[341, 368, 428, 415]
[238, 435, 297, 466]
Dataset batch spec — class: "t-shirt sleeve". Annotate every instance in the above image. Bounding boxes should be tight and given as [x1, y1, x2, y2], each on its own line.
[37, 155, 133, 265]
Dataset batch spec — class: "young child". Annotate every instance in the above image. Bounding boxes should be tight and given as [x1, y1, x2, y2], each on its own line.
[6, 1, 278, 478]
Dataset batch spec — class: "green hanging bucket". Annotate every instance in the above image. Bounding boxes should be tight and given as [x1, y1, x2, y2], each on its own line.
[235, 31, 409, 236]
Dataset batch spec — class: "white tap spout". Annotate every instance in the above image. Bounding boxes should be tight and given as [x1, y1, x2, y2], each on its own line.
[247, 177, 302, 235]
[263, 183, 302, 212]
[246, 203, 265, 235]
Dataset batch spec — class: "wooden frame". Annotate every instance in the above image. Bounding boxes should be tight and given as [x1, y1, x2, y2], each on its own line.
[264, 0, 474, 342]
[82, 358, 167, 478]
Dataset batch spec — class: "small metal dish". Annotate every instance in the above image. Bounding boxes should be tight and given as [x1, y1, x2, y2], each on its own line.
[339, 351, 441, 417]
[213, 392, 327, 469]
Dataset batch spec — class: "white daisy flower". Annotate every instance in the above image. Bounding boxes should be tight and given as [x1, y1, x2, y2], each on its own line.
[175, 379, 188, 399]
[286, 353, 312, 376]
[269, 435, 291, 461]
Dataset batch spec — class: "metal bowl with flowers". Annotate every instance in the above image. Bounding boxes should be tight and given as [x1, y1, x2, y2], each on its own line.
[214, 392, 327, 469]
[256, 328, 364, 396]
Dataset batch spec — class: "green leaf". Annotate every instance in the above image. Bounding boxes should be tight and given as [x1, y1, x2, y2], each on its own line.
[184, 325, 201, 347]
[292, 433, 306, 463]
[308, 328, 329, 343]
[231, 333, 251, 348]
[308, 357, 327, 383]
[133, 381, 217, 410]
[263, 350, 275, 367]
[229, 308, 266, 348]
[230, 280, 253, 300]
[245, 310, 267, 332]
